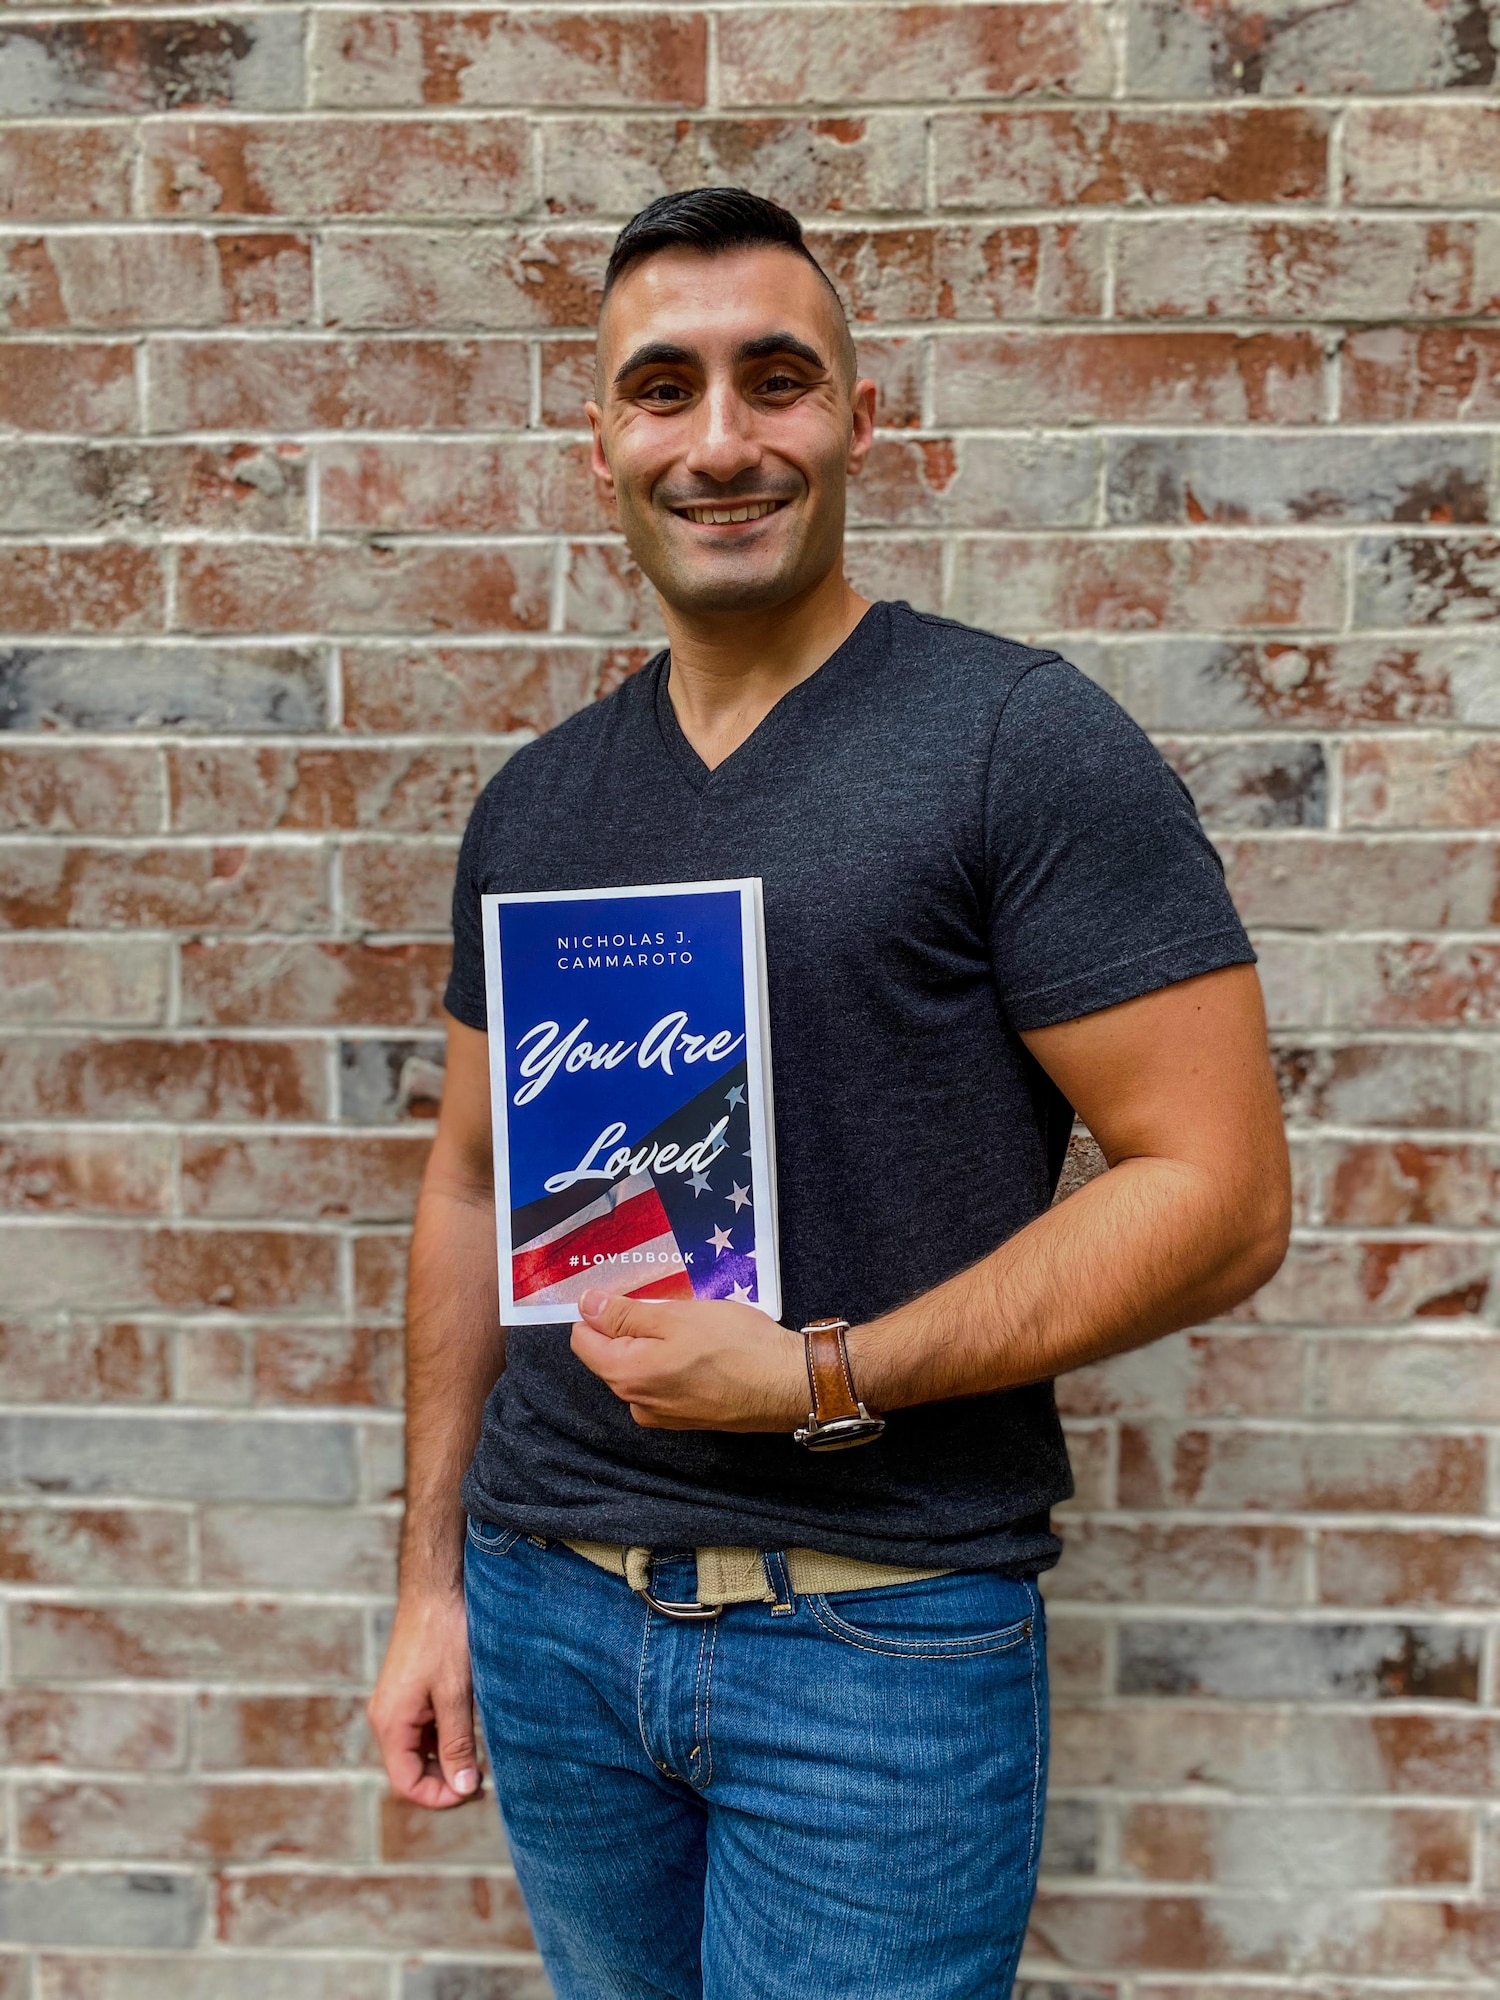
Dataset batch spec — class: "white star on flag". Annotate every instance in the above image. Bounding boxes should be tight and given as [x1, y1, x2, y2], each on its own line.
[689, 1169, 712, 1195]
[730, 1281, 754, 1303]
[728, 1182, 751, 1212]
[709, 1223, 733, 1255]
[725, 1084, 745, 1108]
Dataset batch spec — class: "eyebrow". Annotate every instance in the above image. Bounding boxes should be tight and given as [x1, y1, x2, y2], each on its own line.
[612, 330, 830, 388]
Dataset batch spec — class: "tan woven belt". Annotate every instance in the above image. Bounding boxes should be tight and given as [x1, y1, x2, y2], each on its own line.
[565, 1540, 950, 1605]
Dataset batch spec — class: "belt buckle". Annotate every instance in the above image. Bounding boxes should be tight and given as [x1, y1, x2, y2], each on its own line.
[640, 1586, 722, 1621]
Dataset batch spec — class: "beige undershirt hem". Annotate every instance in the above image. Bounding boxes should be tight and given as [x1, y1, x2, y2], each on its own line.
[564, 1539, 951, 1605]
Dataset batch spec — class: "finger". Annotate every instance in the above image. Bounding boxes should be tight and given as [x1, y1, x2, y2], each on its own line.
[570, 1322, 626, 1378]
[577, 1289, 670, 1339]
[433, 1676, 481, 1803]
[371, 1698, 460, 1809]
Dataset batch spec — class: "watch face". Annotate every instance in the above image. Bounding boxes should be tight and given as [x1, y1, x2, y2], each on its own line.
[799, 1415, 886, 1451]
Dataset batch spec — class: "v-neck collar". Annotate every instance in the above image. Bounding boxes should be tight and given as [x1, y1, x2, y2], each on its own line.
[651, 601, 885, 795]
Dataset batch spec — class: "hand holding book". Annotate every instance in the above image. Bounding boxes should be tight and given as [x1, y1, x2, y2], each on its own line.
[570, 1287, 807, 1432]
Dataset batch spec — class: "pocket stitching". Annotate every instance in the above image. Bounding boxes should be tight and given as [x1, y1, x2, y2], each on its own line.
[466, 1519, 520, 1555]
[806, 1594, 1032, 1659]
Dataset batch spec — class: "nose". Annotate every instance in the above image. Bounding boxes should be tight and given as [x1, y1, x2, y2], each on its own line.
[682, 378, 760, 486]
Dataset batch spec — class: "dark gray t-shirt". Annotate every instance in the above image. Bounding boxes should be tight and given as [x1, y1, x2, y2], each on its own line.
[446, 602, 1253, 1572]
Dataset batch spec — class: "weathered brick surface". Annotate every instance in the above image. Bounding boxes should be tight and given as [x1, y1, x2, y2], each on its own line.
[3, 6, 1498, 1992]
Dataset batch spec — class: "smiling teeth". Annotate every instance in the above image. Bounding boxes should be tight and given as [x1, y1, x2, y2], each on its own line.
[680, 501, 781, 524]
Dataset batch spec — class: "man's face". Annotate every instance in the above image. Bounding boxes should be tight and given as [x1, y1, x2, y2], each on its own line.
[587, 246, 875, 616]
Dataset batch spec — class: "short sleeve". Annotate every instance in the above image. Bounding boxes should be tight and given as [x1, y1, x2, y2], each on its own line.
[441, 785, 493, 1032]
[985, 658, 1254, 1032]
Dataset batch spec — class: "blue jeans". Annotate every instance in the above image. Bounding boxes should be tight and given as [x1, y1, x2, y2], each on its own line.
[465, 1524, 1048, 2000]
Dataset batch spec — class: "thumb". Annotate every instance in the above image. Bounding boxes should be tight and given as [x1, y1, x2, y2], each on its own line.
[578, 1287, 651, 1337]
[434, 1676, 480, 1800]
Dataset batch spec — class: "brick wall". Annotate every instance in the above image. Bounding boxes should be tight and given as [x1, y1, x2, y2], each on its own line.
[2, 0, 1498, 1991]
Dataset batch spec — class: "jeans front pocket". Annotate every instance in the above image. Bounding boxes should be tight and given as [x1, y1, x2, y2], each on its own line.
[466, 1516, 521, 1558]
[806, 1571, 1038, 1659]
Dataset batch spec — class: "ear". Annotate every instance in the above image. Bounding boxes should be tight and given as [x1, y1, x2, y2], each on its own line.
[846, 378, 877, 477]
[586, 401, 617, 508]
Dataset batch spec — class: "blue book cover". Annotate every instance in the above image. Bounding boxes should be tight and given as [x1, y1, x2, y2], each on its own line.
[481, 880, 780, 1325]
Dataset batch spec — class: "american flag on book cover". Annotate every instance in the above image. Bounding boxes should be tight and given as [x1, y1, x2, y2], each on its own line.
[509, 1060, 760, 1313]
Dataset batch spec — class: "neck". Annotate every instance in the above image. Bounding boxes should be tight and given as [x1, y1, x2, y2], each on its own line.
[658, 562, 872, 772]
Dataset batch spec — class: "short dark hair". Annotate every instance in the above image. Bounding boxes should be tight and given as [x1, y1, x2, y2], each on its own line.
[601, 187, 854, 380]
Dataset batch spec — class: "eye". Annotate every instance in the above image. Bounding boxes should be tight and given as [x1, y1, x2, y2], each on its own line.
[639, 380, 692, 406]
[759, 372, 803, 395]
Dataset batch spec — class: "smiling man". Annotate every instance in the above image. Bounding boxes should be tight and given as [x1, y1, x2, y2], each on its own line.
[368, 190, 1291, 2000]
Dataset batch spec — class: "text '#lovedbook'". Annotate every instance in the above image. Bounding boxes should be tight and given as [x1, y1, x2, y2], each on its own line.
[481, 881, 780, 1325]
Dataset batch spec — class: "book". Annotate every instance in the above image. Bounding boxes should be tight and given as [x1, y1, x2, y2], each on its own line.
[480, 880, 780, 1326]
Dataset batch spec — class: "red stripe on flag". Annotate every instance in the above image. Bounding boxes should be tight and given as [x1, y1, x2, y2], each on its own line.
[512, 1183, 679, 1300]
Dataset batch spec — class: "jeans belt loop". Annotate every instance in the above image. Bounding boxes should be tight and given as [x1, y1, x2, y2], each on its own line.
[762, 1549, 795, 1617]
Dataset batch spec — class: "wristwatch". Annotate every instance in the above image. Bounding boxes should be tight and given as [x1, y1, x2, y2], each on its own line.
[793, 1317, 885, 1451]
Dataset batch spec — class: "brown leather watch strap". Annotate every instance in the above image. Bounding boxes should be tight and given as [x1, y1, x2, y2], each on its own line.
[802, 1317, 865, 1426]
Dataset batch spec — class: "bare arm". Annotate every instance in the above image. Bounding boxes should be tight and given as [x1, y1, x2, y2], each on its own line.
[570, 964, 1291, 1423]
[367, 1017, 503, 1810]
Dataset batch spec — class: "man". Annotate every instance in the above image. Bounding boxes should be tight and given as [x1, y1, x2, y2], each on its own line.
[369, 188, 1290, 1999]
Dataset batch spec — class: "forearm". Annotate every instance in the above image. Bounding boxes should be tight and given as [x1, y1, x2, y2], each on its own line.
[848, 1152, 1288, 1413]
[399, 1171, 506, 1598]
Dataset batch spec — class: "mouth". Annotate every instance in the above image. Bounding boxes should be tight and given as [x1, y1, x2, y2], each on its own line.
[670, 499, 790, 527]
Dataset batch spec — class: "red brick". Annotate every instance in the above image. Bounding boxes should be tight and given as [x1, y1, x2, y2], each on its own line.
[0, 1037, 327, 1122]
[543, 112, 926, 218]
[0, 17, 304, 116]
[1137, 638, 1493, 730]
[1221, 835, 1500, 929]
[1319, 1529, 1500, 1609]
[1328, 938, 1500, 1027]
[1058, 1333, 1303, 1419]
[178, 1325, 252, 1405]
[1116, 218, 1500, 321]
[0, 747, 161, 835]
[1028, 1889, 1500, 1975]
[180, 1133, 429, 1221]
[0, 232, 313, 331]
[1310, 1337, 1500, 1423]
[0, 442, 306, 538]
[32, 1959, 389, 2000]
[0, 1225, 339, 1313]
[1049, 1522, 1304, 1605]
[852, 434, 1096, 530]
[1057, 1421, 1112, 1509]
[1274, 1038, 1491, 1131]
[341, 837, 458, 933]
[313, 10, 707, 108]
[933, 331, 1324, 427]
[0, 341, 137, 433]
[146, 116, 528, 220]
[1342, 326, 1500, 421]
[320, 227, 611, 330]
[380, 1793, 508, 1863]
[0, 940, 168, 1025]
[145, 334, 530, 431]
[1124, 0, 1497, 96]
[1343, 736, 1500, 829]
[17, 1778, 363, 1863]
[1118, 1423, 1486, 1515]
[340, 644, 636, 734]
[0, 126, 134, 222]
[179, 940, 451, 1027]
[1357, 534, 1500, 627]
[1344, 103, 1500, 206]
[718, 4, 1112, 103]
[352, 1230, 409, 1314]
[0, 1690, 184, 1771]
[176, 543, 552, 635]
[168, 744, 502, 833]
[0, 844, 328, 933]
[1238, 1238, 1492, 1324]
[811, 221, 1105, 321]
[0, 1132, 172, 1215]
[1119, 1802, 1473, 1888]
[196, 1692, 381, 1769]
[219, 1870, 532, 1950]
[0, 1507, 188, 1587]
[936, 106, 1328, 207]
[10, 1602, 365, 1685]
[254, 1325, 404, 1407]
[0, 546, 164, 634]
[563, 541, 660, 636]
[951, 536, 1341, 632]
[319, 439, 609, 534]
[0, 1319, 170, 1403]
[1325, 1141, 1500, 1228]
